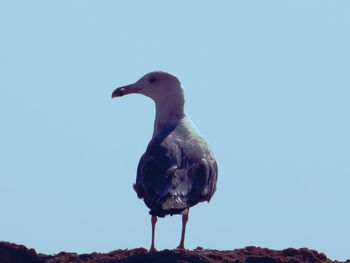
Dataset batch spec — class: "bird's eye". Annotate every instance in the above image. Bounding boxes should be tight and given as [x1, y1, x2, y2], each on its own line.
[148, 77, 157, 84]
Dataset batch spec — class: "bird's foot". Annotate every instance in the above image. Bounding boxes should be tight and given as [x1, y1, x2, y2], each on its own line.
[176, 245, 185, 250]
[149, 247, 157, 252]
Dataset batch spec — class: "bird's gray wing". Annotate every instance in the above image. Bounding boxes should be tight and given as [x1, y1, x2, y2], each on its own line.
[133, 123, 218, 216]
[175, 133, 218, 207]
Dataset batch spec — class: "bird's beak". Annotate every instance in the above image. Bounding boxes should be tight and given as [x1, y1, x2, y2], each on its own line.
[111, 84, 143, 98]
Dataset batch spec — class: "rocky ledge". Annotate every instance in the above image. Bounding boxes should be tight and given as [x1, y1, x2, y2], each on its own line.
[1, 241, 348, 263]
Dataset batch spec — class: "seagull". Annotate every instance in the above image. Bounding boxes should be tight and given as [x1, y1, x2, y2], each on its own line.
[111, 71, 218, 251]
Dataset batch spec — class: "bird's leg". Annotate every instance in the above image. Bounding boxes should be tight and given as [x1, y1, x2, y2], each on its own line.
[150, 215, 157, 252]
[177, 210, 189, 250]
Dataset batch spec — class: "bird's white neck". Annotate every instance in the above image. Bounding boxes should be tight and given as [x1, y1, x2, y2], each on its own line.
[153, 96, 185, 137]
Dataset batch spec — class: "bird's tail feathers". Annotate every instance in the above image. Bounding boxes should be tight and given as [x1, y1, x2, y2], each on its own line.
[161, 169, 189, 210]
[161, 195, 187, 210]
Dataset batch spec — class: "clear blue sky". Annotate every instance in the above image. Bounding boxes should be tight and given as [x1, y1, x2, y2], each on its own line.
[1, 1, 349, 261]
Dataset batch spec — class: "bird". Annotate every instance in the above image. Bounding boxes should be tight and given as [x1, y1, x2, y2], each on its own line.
[111, 71, 218, 251]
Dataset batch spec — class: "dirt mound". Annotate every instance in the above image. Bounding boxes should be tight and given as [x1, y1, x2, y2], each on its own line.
[1, 241, 348, 263]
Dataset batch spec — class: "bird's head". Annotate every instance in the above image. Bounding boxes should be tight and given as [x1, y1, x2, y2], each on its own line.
[112, 71, 183, 102]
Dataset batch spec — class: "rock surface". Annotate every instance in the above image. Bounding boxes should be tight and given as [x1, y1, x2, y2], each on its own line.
[0, 241, 348, 263]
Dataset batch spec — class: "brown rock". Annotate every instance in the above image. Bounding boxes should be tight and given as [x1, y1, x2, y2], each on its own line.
[0, 241, 347, 263]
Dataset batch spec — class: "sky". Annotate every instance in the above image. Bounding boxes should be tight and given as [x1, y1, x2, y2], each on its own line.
[0, 0, 349, 261]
